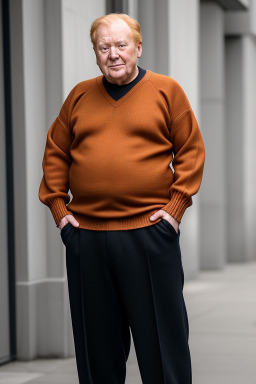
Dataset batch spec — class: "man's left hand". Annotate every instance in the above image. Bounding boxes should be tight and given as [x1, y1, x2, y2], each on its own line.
[150, 209, 179, 234]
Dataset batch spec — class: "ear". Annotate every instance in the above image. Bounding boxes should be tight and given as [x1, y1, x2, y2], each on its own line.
[137, 41, 142, 58]
[93, 46, 98, 64]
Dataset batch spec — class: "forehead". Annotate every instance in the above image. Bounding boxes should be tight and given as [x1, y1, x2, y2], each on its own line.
[95, 19, 132, 44]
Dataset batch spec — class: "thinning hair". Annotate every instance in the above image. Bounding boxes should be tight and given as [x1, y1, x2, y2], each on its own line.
[90, 13, 142, 47]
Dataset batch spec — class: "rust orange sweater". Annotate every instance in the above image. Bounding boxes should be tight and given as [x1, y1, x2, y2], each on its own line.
[38, 70, 205, 230]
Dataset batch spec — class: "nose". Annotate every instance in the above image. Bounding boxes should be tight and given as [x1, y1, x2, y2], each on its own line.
[108, 46, 119, 60]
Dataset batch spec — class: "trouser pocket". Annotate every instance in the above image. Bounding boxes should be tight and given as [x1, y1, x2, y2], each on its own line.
[60, 222, 76, 247]
[161, 218, 180, 237]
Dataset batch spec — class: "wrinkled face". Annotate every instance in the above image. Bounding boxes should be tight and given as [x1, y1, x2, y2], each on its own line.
[93, 19, 142, 85]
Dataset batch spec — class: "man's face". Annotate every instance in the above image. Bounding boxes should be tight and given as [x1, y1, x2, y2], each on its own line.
[93, 19, 142, 85]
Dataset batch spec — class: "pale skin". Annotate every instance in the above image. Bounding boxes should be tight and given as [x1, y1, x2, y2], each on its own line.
[58, 18, 180, 234]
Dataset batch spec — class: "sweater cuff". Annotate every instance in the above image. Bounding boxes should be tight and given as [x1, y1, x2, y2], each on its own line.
[161, 190, 192, 223]
[47, 197, 74, 227]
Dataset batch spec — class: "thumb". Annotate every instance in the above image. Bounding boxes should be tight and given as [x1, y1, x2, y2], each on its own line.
[71, 218, 80, 227]
[67, 214, 80, 227]
[149, 210, 163, 222]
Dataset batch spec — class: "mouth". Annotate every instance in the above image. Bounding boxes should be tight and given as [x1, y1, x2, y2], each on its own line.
[109, 64, 124, 68]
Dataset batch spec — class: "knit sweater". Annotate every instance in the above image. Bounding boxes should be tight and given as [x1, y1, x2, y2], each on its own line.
[38, 70, 205, 231]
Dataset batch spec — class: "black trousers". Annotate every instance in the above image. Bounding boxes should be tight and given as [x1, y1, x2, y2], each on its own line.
[61, 218, 192, 384]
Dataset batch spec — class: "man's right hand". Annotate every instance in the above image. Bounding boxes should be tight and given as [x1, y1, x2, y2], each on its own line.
[58, 214, 80, 231]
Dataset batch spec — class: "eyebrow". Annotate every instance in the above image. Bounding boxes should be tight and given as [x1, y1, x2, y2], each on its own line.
[115, 40, 127, 44]
[99, 39, 128, 47]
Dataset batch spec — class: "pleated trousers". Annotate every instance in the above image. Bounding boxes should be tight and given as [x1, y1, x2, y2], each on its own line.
[60, 218, 192, 384]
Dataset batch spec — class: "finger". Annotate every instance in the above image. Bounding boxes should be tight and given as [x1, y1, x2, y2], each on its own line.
[149, 211, 163, 221]
[69, 218, 80, 227]
[64, 214, 79, 227]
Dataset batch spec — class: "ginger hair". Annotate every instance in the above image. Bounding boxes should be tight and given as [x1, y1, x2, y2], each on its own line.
[90, 13, 142, 47]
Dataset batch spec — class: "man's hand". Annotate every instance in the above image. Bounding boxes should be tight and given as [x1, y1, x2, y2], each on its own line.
[149, 209, 180, 234]
[58, 214, 80, 231]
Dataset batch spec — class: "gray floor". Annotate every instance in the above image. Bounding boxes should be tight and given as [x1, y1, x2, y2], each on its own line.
[1, 261, 256, 384]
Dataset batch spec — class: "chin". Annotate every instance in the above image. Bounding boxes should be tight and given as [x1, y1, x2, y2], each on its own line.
[109, 69, 125, 75]
[108, 72, 127, 80]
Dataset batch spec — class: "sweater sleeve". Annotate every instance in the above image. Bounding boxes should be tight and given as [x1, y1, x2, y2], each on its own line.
[161, 82, 206, 223]
[38, 88, 75, 227]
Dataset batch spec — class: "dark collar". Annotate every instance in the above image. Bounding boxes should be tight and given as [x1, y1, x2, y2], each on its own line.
[102, 66, 146, 101]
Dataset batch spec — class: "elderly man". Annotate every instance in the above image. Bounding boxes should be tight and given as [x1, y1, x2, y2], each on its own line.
[39, 12, 205, 384]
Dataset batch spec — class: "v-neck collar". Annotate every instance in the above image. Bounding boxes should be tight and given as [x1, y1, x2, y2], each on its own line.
[96, 70, 153, 108]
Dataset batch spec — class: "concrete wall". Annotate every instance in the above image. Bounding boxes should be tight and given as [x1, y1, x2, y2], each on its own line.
[137, 0, 169, 75]
[6, 0, 256, 360]
[201, 0, 249, 10]
[200, 2, 226, 270]
[10, 0, 105, 359]
[243, 35, 256, 261]
[225, 35, 256, 262]
[225, 0, 256, 262]
[138, 0, 202, 279]
[200, 0, 256, 267]
[225, 37, 245, 262]
[61, 0, 104, 94]
[168, 0, 201, 279]
[225, 0, 256, 35]
[0, 0, 10, 364]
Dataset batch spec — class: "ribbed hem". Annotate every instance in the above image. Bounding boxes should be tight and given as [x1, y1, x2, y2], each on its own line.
[47, 197, 74, 227]
[160, 191, 192, 223]
[67, 209, 163, 231]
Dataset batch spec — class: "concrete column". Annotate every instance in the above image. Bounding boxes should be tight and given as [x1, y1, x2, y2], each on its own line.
[225, 35, 256, 262]
[168, 0, 201, 280]
[0, 0, 10, 363]
[10, 0, 50, 359]
[61, 0, 105, 94]
[127, 0, 138, 19]
[10, 0, 105, 359]
[243, 36, 256, 261]
[224, 1, 256, 262]
[138, 0, 201, 279]
[10, 0, 71, 359]
[200, 2, 226, 270]
[225, 0, 256, 262]
[138, 0, 169, 75]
